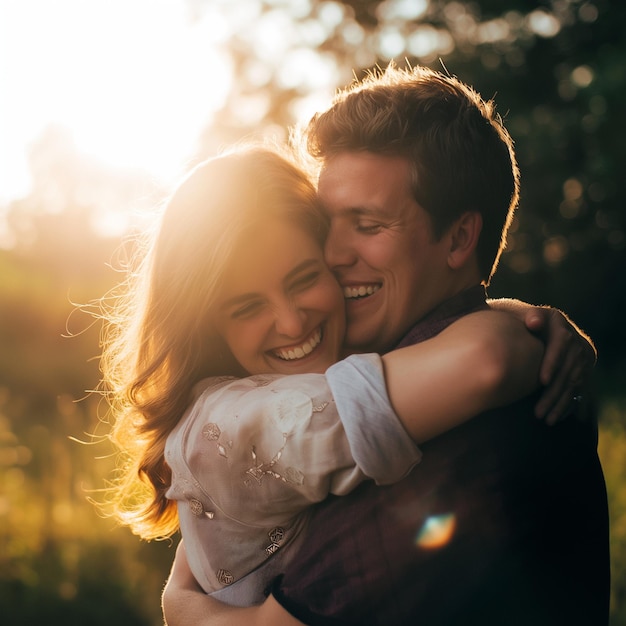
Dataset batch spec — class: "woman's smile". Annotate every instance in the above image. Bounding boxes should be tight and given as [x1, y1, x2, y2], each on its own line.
[271, 327, 323, 362]
[214, 220, 346, 376]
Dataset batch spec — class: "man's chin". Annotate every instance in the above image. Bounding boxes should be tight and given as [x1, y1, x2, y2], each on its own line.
[343, 327, 379, 354]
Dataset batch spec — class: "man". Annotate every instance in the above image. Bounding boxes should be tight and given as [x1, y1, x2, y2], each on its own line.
[163, 65, 608, 625]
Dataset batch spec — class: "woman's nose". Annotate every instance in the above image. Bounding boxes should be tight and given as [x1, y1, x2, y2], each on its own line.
[274, 301, 306, 338]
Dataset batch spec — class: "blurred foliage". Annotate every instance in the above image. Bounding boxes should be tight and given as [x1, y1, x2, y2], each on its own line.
[601, 403, 626, 622]
[0, 0, 624, 624]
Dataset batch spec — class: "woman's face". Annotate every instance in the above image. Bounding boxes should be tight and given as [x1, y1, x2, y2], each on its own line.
[213, 219, 346, 376]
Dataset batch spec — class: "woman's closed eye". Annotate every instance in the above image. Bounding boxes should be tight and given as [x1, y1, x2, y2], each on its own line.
[230, 300, 265, 320]
[288, 270, 320, 293]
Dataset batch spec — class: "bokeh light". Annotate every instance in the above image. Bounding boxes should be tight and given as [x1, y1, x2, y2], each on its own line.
[415, 513, 457, 549]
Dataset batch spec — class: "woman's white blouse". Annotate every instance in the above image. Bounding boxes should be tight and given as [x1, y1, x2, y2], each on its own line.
[165, 353, 421, 606]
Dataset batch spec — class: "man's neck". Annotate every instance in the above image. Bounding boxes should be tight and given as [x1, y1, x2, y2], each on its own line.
[391, 284, 487, 351]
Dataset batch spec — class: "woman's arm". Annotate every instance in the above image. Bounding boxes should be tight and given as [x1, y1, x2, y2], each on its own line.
[380, 309, 544, 443]
[488, 298, 596, 422]
[162, 542, 302, 626]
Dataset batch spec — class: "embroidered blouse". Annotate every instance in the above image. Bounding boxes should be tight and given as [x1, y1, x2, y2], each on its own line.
[165, 353, 421, 606]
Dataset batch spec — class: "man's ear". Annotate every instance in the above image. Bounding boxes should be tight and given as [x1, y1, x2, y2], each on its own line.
[447, 211, 482, 269]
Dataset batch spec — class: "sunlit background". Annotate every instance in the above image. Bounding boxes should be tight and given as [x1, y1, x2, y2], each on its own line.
[1, 1, 228, 197]
[0, 0, 345, 239]
[1, 0, 625, 624]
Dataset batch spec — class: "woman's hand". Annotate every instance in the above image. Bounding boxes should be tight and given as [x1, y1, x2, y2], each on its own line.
[162, 541, 208, 626]
[162, 541, 304, 626]
[488, 298, 596, 424]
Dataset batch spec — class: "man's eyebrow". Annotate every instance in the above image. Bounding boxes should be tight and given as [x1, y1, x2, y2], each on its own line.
[336, 206, 382, 217]
[219, 259, 320, 310]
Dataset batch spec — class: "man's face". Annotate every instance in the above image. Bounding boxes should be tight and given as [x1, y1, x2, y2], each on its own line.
[319, 152, 454, 354]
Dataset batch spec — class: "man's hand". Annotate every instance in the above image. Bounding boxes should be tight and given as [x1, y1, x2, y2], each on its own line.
[488, 298, 596, 425]
[162, 541, 304, 626]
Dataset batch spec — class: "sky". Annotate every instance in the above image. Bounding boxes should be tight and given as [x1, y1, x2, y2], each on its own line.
[0, 0, 233, 203]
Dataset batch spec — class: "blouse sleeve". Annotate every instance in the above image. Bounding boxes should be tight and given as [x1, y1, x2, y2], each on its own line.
[166, 353, 421, 526]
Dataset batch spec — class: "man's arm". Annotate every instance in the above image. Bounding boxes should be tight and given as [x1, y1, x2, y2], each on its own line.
[162, 542, 302, 626]
[488, 298, 596, 423]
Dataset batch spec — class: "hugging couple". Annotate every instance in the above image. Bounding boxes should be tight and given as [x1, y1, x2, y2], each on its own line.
[100, 64, 609, 625]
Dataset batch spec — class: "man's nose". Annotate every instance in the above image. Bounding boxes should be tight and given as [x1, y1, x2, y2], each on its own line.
[324, 225, 356, 269]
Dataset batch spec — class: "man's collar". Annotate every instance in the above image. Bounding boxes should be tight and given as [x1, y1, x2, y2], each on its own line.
[393, 285, 488, 350]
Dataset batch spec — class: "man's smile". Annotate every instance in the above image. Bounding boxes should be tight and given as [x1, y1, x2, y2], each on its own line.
[342, 284, 381, 300]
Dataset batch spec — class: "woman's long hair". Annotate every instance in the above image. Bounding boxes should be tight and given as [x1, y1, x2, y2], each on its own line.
[99, 145, 327, 540]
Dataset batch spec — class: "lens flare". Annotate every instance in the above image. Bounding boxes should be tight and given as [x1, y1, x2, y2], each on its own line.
[415, 513, 456, 549]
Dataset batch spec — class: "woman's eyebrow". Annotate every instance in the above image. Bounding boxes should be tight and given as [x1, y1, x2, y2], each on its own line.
[219, 259, 321, 311]
[283, 258, 320, 282]
[219, 292, 261, 311]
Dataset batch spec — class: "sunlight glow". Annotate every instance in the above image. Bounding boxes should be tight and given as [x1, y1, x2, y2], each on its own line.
[0, 0, 233, 202]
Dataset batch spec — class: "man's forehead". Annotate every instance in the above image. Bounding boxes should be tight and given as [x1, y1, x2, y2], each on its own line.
[317, 174, 417, 222]
[318, 152, 412, 192]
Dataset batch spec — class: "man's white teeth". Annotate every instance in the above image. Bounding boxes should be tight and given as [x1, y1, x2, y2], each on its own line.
[275, 329, 322, 361]
[343, 285, 380, 299]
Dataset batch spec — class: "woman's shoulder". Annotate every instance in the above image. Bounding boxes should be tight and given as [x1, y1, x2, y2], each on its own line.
[193, 371, 331, 402]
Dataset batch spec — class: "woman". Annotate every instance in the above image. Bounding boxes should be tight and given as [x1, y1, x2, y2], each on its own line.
[100, 145, 567, 608]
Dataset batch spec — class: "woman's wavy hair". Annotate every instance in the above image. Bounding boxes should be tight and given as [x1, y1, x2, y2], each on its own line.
[99, 145, 327, 540]
[298, 63, 520, 285]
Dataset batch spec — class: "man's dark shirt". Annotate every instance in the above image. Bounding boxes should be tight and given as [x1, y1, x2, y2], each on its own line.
[272, 286, 610, 625]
